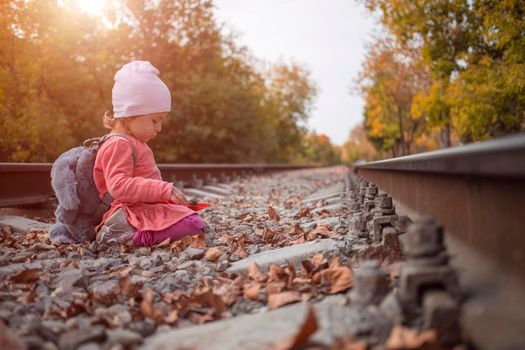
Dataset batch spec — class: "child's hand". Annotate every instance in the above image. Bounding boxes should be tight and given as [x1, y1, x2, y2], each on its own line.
[171, 186, 188, 204]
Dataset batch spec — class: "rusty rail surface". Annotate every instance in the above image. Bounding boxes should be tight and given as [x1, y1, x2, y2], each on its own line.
[0, 163, 320, 208]
[355, 134, 525, 281]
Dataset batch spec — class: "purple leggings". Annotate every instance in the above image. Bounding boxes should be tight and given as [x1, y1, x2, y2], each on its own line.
[132, 213, 205, 247]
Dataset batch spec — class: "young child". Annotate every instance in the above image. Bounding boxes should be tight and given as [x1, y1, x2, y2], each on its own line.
[93, 60, 205, 247]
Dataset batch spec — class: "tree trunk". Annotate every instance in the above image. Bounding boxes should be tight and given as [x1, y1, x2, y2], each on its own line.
[439, 113, 452, 148]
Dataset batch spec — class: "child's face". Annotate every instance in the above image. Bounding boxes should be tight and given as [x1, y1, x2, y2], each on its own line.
[125, 112, 167, 143]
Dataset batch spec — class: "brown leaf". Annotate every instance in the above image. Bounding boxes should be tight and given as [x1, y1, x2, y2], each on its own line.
[266, 281, 286, 295]
[213, 279, 240, 306]
[218, 233, 233, 244]
[140, 288, 164, 324]
[171, 236, 191, 252]
[286, 260, 297, 288]
[267, 263, 286, 283]
[0, 225, 13, 235]
[156, 237, 171, 247]
[308, 223, 332, 240]
[190, 234, 207, 248]
[290, 223, 305, 236]
[10, 268, 40, 284]
[318, 261, 353, 294]
[295, 207, 311, 219]
[119, 275, 141, 298]
[191, 289, 226, 318]
[242, 214, 254, 222]
[204, 247, 224, 262]
[262, 227, 277, 242]
[17, 286, 37, 303]
[386, 326, 440, 350]
[165, 309, 178, 324]
[268, 207, 280, 222]
[232, 234, 249, 259]
[329, 257, 341, 269]
[292, 235, 306, 245]
[311, 254, 328, 269]
[273, 305, 319, 350]
[300, 259, 315, 277]
[247, 262, 268, 283]
[267, 291, 302, 309]
[243, 282, 261, 301]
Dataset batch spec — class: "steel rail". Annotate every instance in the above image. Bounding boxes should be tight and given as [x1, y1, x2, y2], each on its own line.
[0, 163, 320, 208]
[355, 134, 525, 281]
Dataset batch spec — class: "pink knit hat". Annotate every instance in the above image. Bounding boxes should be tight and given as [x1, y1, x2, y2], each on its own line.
[112, 61, 171, 118]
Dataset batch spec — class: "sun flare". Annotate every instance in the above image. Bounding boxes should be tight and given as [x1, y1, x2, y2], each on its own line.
[76, 0, 107, 16]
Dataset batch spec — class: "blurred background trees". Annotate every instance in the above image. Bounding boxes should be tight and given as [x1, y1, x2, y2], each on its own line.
[351, 0, 525, 159]
[0, 0, 331, 164]
[2, 0, 524, 164]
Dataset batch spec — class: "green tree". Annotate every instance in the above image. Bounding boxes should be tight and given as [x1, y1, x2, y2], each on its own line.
[0, 0, 318, 163]
[341, 124, 378, 163]
[357, 37, 430, 156]
[361, 0, 525, 145]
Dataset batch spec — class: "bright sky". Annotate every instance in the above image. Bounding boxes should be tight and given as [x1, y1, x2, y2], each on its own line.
[213, 0, 377, 146]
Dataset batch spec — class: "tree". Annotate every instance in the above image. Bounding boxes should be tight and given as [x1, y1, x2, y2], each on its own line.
[341, 124, 378, 163]
[360, 0, 525, 145]
[361, 0, 474, 147]
[0, 0, 319, 163]
[297, 132, 341, 165]
[356, 37, 430, 156]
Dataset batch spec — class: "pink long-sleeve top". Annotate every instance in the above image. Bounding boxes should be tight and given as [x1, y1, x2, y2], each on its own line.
[93, 134, 194, 232]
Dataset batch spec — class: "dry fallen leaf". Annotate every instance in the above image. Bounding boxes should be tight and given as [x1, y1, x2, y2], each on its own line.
[140, 288, 165, 324]
[320, 265, 353, 294]
[312, 257, 353, 293]
[17, 286, 37, 303]
[267, 291, 302, 309]
[204, 247, 224, 262]
[156, 237, 171, 247]
[248, 262, 268, 283]
[265, 281, 286, 295]
[213, 279, 240, 306]
[243, 282, 261, 301]
[307, 223, 332, 240]
[311, 254, 328, 269]
[267, 263, 286, 283]
[290, 224, 305, 236]
[386, 325, 440, 350]
[190, 234, 207, 248]
[268, 207, 280, 222]
[190, 289, 226, 318]
[165, 309, 178, 324]
[119, 275, 141, 298]
[10, 268, 40, 284]
[295, 207, 311, 219]
[273, 305, 319, 350]
[0, 225, 13, 235]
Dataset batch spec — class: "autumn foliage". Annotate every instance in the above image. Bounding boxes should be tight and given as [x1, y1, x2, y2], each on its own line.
[0, 0, 341, 164]
[348, 0, 525, 159]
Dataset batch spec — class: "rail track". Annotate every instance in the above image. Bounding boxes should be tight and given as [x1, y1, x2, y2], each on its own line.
[0, 135, 523, 350]
[0, 163, 318, 208]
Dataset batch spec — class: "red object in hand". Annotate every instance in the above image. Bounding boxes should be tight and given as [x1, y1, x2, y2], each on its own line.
[186, 202, 210, 211]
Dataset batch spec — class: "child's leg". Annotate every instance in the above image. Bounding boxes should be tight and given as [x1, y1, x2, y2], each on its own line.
[132, 213, 205, 247]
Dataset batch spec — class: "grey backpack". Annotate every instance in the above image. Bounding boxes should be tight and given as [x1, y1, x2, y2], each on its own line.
[48, 134, 135, 244]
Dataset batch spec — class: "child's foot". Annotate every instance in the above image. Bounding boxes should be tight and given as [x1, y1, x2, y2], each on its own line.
[96, 208, 135, 245]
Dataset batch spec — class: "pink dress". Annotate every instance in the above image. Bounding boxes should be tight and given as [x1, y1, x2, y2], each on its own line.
[93, 134, 195, 232]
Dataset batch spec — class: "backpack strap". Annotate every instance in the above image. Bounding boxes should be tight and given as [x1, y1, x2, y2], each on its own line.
[88, 133, 137, 225]
[84, 133, 137, 167]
